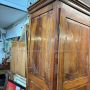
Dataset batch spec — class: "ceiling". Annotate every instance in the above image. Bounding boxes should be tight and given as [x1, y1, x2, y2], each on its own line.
[0, 4, 27, 28]
[0, 0, 37, 11]
[0, 0, 37, 29]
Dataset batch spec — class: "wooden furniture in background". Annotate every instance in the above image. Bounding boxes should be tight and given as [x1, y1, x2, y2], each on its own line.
[11, 41, 27, 77]
[28, 0, 90, 90]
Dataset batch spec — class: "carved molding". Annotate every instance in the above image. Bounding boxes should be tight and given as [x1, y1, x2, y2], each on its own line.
[28, 0, 90, 16]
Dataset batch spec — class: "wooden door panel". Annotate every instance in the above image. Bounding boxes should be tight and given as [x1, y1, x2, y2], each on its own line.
[58, 3, 90, 90]
[63, 18, 89, 90]
[30, 13, 51, 79]
[64, 19, 89, 82]
[30, 74, 48, 90]
[29, 10, 58, 90]
[64, 76, 88, 90]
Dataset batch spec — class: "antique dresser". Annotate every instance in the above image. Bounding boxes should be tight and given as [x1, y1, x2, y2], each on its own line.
[28, 0, 90, 90]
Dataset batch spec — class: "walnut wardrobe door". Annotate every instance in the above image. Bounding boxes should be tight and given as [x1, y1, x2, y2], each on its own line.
[28, 10, 58, 90]
[58, 3, 90, 90]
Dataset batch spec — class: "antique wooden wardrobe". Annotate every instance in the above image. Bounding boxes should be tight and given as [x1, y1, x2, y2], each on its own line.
[27, 0, 90, 90]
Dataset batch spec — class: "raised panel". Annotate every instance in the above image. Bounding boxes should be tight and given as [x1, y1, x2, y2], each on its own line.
[64, 19, 89, 82]
[30, 12, 53, 80]
[70, 84, 88, 90]
[30, 82, 42, 90]
[64, 76, 88, 90]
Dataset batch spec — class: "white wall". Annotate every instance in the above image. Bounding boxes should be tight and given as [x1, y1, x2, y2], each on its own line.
[0, 28, 6, 64]
[0, 42, 5, 64]
[6, 16, 29, 39]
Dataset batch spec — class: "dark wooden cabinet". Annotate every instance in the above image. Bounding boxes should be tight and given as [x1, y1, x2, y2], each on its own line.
[28, 0, 90, 90]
